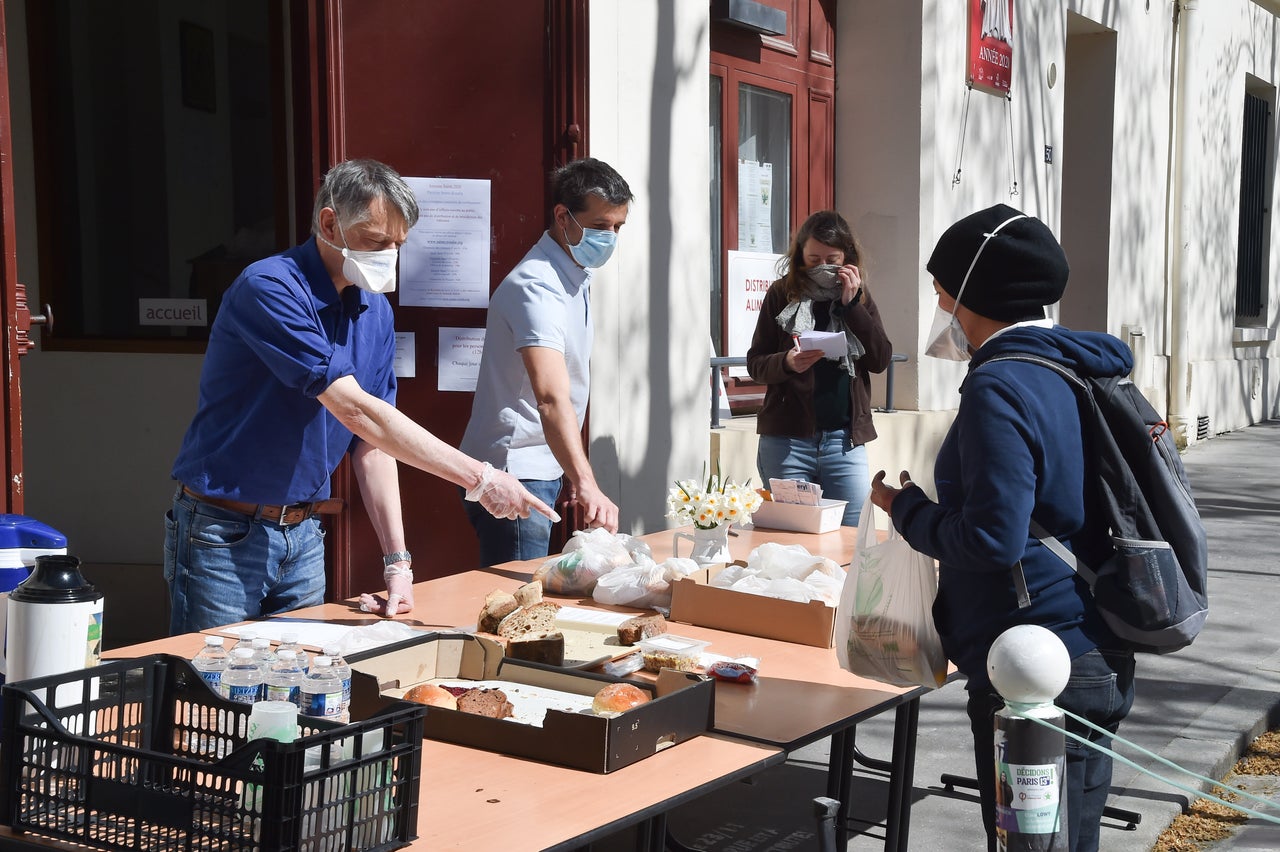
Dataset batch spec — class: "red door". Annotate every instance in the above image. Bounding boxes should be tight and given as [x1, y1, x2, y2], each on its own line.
[296, 1, 588, 597]
[0, 0, 31, 512]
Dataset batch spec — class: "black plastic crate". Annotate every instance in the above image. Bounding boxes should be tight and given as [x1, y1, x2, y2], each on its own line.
[0, 654, 426, 851]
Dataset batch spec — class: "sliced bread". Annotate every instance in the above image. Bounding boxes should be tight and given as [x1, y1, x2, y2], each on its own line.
[456, 687, 513, 719]
[507, 631, 565, 666]
[496, 601, 561, 638]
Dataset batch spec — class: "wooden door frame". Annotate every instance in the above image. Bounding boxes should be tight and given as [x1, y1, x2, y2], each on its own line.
[0, 0, 25, 512]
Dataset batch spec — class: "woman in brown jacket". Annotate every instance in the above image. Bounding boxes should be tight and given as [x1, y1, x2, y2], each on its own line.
[746, 211, 893, 525]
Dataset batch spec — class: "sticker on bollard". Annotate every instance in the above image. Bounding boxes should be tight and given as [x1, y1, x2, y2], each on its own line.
[995, 705, 1068, 851]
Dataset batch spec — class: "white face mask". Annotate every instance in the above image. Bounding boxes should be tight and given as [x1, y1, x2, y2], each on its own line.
[317, 219, 400, 293]
[924, 212, 1028, 361]
[925, 304, 972, 361]
[341, 247, 399, 294]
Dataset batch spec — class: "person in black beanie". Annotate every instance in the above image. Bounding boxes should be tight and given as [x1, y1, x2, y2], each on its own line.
[869, 204, 1137, 852]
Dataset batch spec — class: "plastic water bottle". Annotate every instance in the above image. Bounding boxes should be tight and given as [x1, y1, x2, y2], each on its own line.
[299, 655, 344, 721]
[222, 647, 264, 705]
[277, 632, 310, 672]
[232, 630, 257, 656]
[251, 636, 278, 670]
[191, 635, 229, 693]
[264, 650, 305, 707]
[323, 645, 352, 723]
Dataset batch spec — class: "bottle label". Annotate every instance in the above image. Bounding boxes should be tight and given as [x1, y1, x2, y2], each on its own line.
[303, 690, 343, 718]
[198, 669, 222, 690]
[226, 683, 261, 705]
[265, 684, 298, 704]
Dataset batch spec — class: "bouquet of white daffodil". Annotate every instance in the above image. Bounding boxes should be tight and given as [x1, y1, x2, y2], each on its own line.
[666, 468, 764, 530]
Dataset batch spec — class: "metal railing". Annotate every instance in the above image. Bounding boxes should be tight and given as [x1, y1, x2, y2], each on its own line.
[710, 353, 909, 428]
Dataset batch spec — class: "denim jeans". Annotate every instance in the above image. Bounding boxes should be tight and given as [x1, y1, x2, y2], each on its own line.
[462, 477, 563, 566]
[966, 648, 1136, 852]
[164, 486, 328, 634]
[757, 430, 868, 525]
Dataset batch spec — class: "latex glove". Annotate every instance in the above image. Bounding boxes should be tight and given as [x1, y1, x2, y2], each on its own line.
[358, 564, 415, 617]
[467, 463, 560, 523]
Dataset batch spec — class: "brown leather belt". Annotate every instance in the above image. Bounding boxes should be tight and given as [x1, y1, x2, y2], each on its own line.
[182, 486, 344, 526]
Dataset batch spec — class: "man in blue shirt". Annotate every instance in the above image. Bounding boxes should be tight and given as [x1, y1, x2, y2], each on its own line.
[167, 159, 554, 633]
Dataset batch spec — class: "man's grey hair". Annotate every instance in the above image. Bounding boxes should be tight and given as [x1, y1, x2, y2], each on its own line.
[311, 159, 420, 233]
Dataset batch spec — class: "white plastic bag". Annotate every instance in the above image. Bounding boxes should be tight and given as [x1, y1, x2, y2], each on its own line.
[835, 497, 947, 689]
[591, 558, 697, 609]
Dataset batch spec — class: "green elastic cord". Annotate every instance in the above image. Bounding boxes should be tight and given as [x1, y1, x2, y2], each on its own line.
[1008, 704, 1280, 826]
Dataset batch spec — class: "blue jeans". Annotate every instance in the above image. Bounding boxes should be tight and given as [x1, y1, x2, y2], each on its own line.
[164, 486, 328, 634]
[462, 477, 563, 567]
[966, 648, 1136, 852]
[757, 431, 868, 525]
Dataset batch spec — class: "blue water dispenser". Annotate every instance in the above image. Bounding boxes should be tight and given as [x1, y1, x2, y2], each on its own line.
[0, 514, 69, 683]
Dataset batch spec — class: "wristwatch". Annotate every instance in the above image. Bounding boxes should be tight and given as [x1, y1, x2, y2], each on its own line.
[382, 550, 412, 568]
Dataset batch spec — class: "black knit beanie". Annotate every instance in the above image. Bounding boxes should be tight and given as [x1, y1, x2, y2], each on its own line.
[926, 204, 1069, 322]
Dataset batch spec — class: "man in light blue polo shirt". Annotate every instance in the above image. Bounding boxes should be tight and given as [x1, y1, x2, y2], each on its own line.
[167, 159, 554, 633]
[461, 158, 632, 565]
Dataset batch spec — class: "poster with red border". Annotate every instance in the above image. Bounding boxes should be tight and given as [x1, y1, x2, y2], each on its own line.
[967, 0, 1014, 95]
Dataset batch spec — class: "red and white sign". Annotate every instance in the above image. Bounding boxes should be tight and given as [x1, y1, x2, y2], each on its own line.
[967, 0, 1014, 95]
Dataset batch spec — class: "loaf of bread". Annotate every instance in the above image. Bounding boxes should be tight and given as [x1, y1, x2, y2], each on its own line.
[512, 581, 543, 607]
[506, 631, 565, 666]
[591, 683, 651, 717]
[477, 589, 520, 634]
[403, 683, 458, 710]
[456, 687, 514, 719]
[497, 601, 561, 638]
[617, 612, 667, 645]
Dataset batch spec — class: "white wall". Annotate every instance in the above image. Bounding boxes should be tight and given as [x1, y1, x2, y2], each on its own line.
[588, 1, 712, 536]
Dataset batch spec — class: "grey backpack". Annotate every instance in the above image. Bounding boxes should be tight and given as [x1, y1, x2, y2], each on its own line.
[983, 353, 1209, 654]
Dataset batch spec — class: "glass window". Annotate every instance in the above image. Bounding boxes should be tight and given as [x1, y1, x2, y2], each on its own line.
[28, 1, 283, 348]
[737, 83, 790, 255]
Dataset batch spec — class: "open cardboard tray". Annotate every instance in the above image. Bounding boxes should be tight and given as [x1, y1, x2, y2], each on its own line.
[669, 562, 837, 648]
[346, 632, 715, 773]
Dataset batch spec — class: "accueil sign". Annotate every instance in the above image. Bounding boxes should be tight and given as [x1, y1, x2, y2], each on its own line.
[967, 0, 1014, 95]
[138, 298, 208, 327]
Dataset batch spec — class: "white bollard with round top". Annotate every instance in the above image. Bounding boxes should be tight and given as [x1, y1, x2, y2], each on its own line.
[987, 624, 1071, 851]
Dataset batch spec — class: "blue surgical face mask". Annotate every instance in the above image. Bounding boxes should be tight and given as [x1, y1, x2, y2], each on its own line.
[564, 211, 618, 268]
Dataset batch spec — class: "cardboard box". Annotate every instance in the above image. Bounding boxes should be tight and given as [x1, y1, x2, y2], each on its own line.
[749, 498, 848, 533]
[669, 564, 837, 648]
[347, 633, 714, 773]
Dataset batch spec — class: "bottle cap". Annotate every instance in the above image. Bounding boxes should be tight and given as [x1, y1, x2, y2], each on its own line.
[233, 648, 255, 659]
[205, 636, 225, 647]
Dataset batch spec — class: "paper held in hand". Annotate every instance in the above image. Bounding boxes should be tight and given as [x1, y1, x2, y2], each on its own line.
[796, 329, 846, 359]
[768, 478, 823, 506]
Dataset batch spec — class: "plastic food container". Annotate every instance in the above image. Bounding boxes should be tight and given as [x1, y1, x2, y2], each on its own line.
[635, 634, 710, 673]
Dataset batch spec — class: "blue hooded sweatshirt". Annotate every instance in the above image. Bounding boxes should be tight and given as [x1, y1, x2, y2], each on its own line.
[891, 325, 1133, 690]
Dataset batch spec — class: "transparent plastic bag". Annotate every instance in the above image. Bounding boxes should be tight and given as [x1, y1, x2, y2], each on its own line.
[835, 497, 947, 689]
[534, 528, 633, 594]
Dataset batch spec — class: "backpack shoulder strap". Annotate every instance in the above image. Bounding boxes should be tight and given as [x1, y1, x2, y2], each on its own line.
[978, 353, 1101, 587]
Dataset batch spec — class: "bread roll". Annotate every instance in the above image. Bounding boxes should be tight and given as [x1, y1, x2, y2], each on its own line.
[591, 683, 651, 717]
[403, 683, 458, 710]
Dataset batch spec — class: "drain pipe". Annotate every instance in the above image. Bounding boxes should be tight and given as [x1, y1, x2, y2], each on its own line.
[1167, 0, 1197, 446]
